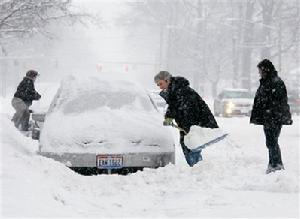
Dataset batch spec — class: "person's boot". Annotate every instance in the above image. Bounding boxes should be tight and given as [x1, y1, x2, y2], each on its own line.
[266, 164, 275, 174]
[273, 164, 285, 171]
[266, 164, 284, 174]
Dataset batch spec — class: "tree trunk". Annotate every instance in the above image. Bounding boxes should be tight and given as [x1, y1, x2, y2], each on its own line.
[193, 0, 204, 93]
[260, 0, 275, 59]
[211, 63, 221, 97]
[232, 3, 243, 88]
[277, 4, 282, 73]
[241, 0, 255, 90]
[295, 0, 299, 70]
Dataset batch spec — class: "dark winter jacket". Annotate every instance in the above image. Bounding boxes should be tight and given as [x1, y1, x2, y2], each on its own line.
[160, 76, 218, 133]
[14, 77, 41, 105]
[250, 71, 292, 126]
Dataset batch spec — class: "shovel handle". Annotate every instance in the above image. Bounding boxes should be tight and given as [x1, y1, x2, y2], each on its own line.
[171, 122, 188, 135]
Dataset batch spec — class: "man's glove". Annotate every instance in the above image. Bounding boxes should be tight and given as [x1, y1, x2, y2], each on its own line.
[163, 117, 173, 126]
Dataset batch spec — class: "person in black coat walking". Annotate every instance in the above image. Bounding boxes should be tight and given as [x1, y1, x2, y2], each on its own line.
[250, 59, 292, 174]
[154, 71, 218, 164]
[11, 70, 41, 131]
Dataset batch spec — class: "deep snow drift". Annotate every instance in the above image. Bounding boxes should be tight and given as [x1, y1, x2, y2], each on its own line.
[0, 95, 299, 218]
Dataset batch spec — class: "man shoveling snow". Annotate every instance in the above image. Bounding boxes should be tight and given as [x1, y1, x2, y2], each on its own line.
[154, 71, 225, 167]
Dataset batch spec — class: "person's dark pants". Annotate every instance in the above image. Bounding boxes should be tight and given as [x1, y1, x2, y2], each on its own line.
[263, 124, 283, 168]
[11, 97, 31, 131]
[179, 130, 202, 167]
[179, 131, 190, 154]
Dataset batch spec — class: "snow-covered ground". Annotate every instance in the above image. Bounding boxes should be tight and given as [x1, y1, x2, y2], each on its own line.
[0, 95, 299, 218]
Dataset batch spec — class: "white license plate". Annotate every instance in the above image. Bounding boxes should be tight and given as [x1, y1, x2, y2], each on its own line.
[96, 155, 123, 169]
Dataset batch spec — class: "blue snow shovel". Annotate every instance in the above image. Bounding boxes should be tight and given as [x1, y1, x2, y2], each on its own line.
[180, 143, 203, 167]
[171, 123, 228, 167]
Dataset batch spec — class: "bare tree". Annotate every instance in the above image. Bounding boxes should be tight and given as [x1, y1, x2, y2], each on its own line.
[258, 0, 300, 60]
[0, 0, 101, 97]
[0, 0, 90, 40]
[121, 0, 299, 94]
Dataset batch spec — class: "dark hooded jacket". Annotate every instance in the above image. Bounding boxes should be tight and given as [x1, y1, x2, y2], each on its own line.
[14, 77, 41, 105]
[250, 71, 292, 126]
[160, 76, 218, 133]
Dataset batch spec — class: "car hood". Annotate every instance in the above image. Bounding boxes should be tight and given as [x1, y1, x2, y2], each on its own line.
[222, 98, 253, 105]
[40, 108, 174, 154]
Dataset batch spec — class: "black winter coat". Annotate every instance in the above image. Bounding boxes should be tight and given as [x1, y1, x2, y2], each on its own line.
[14, 77, 41, 105]
[160, 76, 218, 133]
[250, 72, 292, 126]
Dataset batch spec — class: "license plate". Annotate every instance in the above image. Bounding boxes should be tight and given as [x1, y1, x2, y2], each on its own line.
[96, 154, 123, 169]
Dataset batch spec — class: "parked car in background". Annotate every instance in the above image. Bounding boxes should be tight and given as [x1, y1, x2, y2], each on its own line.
[38, 76, 175, 175]
[214, 88, 253, 117]
[288, 90, 300, 115]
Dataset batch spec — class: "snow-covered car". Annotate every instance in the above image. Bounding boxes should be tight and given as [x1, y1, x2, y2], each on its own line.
[214, 89, 253, 117]
[38, 76, 175, 174]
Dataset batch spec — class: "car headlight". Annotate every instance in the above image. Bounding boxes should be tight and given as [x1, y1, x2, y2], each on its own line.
[224, 102, 235, 114]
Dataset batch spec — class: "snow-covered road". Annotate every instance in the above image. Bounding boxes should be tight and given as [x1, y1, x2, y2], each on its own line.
[0, 107, 299, 217]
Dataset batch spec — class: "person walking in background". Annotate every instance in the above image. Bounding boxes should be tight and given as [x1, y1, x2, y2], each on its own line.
[154, 71, 218, 166]
[250, 59, 293, 174]
[11, 70, 41, 131]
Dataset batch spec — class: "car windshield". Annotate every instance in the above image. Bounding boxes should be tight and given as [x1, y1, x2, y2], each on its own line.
[222, 91, 252, 99]
[62, 90, 154, 114]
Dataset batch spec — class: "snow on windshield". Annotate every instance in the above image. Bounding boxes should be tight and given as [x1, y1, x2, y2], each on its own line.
[50, 75, 155, 114]
[64, 91, 145, 113]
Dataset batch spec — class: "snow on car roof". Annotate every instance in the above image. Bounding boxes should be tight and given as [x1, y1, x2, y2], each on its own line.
[59, 75, 145, 96]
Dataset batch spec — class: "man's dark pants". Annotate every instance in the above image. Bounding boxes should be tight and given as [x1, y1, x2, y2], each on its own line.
[11, 97, 31, 131]
[263, 124, 283, 167]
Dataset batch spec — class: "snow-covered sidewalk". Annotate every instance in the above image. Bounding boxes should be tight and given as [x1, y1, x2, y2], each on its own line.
[0, 110, 299, 217]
